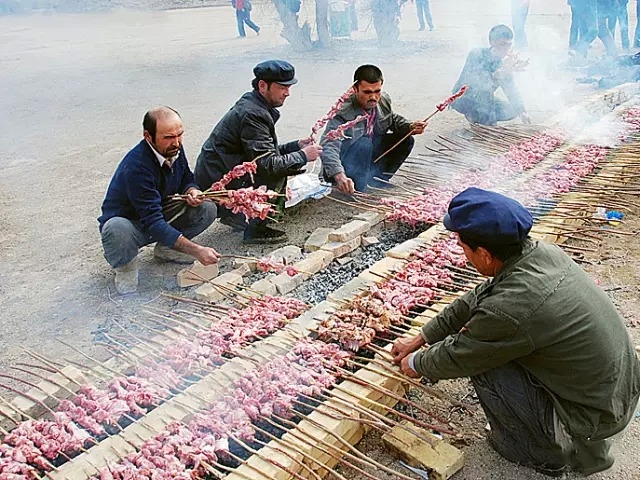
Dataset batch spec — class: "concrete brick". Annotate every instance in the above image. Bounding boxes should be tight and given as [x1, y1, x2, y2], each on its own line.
[270, 244, 302, 263]
[231, 262, 251, 277]
[359, 256, 407, 283]
[382, 421, 464, 480]
[293, 249, 334, 279]
[304, 227, 334, 252]
[362, 236, 379, 247]
[234, 257, 257, 271]
[194, 271, 243, 302]
[269, 272, 304, 295]
[250, 277, 278, 296]
[328, 220, 371, 243]
[320, 236, 362, 258]
[354, 210, 387, 226]
[177, 261, 219, 288]
[326, 276, 376, 305]
[386, 238, 426, 260]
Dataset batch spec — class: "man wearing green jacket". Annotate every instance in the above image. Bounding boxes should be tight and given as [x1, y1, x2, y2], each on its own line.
[392, 187, 640, 476]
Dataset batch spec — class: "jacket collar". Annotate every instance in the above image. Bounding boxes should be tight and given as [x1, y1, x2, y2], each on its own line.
[247, 90, 281, 123]
[492, 238, 537, 283]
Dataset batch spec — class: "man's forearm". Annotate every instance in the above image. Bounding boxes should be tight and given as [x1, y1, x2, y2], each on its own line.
[173, 235, 203, 256]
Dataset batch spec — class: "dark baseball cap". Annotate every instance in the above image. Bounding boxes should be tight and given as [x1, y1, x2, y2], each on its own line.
[253, 60, 298, 85]
[443, 187, 533, 245]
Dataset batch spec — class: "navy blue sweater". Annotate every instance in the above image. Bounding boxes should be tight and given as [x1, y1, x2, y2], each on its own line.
[98, 140, 198, 247]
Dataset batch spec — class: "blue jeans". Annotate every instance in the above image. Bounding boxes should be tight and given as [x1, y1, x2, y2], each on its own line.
[453, 94, 518, 126]
[100, 202, 216, 268]
[415, 0, 433, 30]
[606, 2, 629, 50]
[236, 9, 260, 36]
[339, 132, 414, 192]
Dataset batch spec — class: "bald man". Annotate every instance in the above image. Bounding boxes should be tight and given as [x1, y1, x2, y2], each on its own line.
[99, 107, 219, 294]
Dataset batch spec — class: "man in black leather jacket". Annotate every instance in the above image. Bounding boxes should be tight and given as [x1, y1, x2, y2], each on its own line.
[195, 60, 322, 244]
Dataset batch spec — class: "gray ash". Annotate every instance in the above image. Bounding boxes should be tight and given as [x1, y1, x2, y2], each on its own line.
[293, 224, 422, 305]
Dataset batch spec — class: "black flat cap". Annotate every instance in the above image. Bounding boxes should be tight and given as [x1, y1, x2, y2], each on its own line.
[253, 60, 298, 85]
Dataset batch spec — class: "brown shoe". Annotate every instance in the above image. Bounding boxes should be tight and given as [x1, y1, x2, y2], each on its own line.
[153, 244, 194, 264]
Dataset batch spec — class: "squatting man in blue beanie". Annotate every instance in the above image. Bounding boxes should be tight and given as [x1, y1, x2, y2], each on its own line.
[392, 187, 640, 476]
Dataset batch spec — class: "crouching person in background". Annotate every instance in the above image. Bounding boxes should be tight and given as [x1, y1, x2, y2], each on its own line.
[393, 187, 640, 477]
[450, 25, 530, 126]
[98, 107, 219, 294]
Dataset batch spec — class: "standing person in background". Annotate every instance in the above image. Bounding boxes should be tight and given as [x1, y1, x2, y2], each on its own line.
[414, 0, 434, 31]
[232, 0, 260, 38]
[349, 0, 359, 30]
[607, 0, 630, 50]
[571, 0, 616, 59]
[511, 0, 530, 49]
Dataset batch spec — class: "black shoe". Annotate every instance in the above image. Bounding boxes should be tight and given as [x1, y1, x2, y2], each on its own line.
[220, 214, 246, 232]
[243, 225, 288, 244]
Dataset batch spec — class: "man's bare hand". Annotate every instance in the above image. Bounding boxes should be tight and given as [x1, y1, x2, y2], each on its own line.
[333, 172, 355, 194]
[301, 143, 323, 162]
[400, 355, 422, 378]
[195, 246, 220, 265]
[410, 121, 428, 135]
[391, 334, 426, 364]
[298, 136, 315, 149]
[185, 188, 205, 207]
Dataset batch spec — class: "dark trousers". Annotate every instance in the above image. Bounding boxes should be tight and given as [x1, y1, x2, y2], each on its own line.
[339, 133, 414, 192]
[235, 9, 260, 37]
[511, 0, 530, 49]
[472, 362, 614, 475]
[415, 0, 433, 30]
[607, 2, 630, 49]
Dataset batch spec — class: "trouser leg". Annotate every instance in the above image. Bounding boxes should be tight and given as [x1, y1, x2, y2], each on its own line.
[511, 0, 529, 49]
[370, 132, 414, 184]
[171, 202, 217, 240]
[244, 10, 260, 33]
[471, 363, 568, 472]
[416, 1, 425, 29]
[100, 217, 151, 268]
[236, 9, 246, 36]
[597, 1, 617, 55]
[339, 136, 373, 192]
[424, 0, 433, 28]
[570, 5, 580, 48]
[575, 1, 599, 56]
[635, 0, 640, 46]
[619, 6, 630, 49]
[494, 98, 518, 123]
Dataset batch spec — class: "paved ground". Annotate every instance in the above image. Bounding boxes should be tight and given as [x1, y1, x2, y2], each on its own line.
[0, 1, 638, 478]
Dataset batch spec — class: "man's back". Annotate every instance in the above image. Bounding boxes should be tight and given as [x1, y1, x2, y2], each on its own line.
[483, 240, 640, 439]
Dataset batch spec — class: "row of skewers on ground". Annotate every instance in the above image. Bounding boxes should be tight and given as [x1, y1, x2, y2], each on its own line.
[3, 104, 640, 479]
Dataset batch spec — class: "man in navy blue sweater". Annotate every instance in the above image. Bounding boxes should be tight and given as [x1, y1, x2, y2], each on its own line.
[99, 107, 219, 294]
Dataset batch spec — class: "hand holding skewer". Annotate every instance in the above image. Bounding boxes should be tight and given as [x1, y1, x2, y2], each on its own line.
[183, 187, 206, 207]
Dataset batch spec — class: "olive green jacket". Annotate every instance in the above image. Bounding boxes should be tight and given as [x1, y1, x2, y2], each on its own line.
[414, 239, 640, 441]
[319, 92, 412, 180]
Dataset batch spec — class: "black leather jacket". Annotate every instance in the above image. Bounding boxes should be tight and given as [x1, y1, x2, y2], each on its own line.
[195, 90, 307, 190]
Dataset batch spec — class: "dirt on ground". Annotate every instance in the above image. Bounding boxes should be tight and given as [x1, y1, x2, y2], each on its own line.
[0, 0, 638, 478]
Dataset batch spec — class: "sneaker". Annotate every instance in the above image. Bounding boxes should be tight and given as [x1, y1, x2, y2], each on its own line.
[243, 225, 288, 245]
[153, 244, 195, 264]
[418, 26, 425, 31]
[114, 258, 138, 295]
[220, 214, 246, 232]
